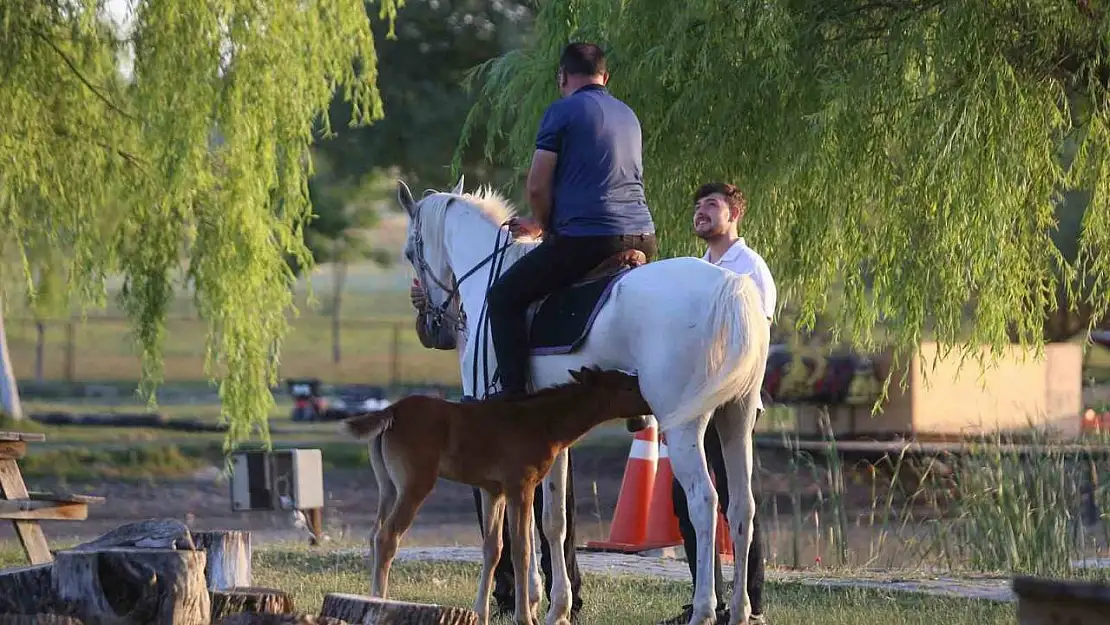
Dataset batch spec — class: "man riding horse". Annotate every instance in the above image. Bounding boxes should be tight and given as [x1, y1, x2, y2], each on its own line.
[486, 42, 658, 400]
[410, 42, 657, 621]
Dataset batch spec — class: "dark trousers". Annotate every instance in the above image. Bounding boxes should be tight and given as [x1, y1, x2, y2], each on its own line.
[487, 232, 658, 393]
[671, 409, 765, 615]
[473, 451, 583, 615]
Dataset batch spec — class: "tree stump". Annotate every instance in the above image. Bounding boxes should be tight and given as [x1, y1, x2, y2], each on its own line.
[0, 563, 53, 613]
[210, 588, 294, 621]
[69, 519, 195, 551]
[191, 531, 252, 590]
[320, 594, 478, 625]
[0, 615, 83, 625]
[215, 614, 346, 625]
[51, 548, 209, 625]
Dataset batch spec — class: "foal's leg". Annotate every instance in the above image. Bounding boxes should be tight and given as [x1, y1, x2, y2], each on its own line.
[371, 451, 436, 598]
[714, 396, 760, 625]
[508, 486, 538, 625]
[666, 415, 718, 625]
[541, 448, 573, 625]
[475, 490, 508, 625]
[368, 437, 396, 563]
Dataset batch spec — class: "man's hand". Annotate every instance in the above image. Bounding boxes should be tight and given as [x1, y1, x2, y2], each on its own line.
[410, 278, 428, 311]
[507, 216, 544, 239]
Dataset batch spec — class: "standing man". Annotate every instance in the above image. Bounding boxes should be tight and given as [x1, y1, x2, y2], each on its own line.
[659, 182, 775, 625]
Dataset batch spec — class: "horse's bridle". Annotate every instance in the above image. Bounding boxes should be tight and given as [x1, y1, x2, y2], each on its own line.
[410, 197, 515, 387]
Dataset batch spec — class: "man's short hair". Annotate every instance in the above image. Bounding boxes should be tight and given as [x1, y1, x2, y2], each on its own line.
[560, 42, 607, 77]
[694, 182, 747, 221]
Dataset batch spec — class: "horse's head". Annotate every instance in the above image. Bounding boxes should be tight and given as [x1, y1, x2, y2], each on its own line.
[398, 175, 467, 350]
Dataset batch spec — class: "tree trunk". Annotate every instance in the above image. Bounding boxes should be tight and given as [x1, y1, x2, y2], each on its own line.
[210, 588, 294, 622]
[0, 563, 53, 614]
[331, 261, 347, 365]
[215, 614, 346, 625]
[191, 530, 252, 591]
[70, 519, 195, 552]
[33, 321, 44, 384]
[51, 548, 210, 625]
[0, 303, 25, 421]
[319, 593, 478, 625]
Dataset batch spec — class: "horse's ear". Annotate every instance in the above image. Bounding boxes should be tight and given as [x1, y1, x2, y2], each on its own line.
[568, 368, 586, 383]
[397, 180, 416, 216]
[451, 174, 465, 195]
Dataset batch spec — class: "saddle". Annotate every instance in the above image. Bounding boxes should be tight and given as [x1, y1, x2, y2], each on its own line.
[580, 248, 649, 283]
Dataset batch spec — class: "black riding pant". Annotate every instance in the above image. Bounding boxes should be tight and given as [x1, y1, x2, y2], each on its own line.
[472, 450, 582, 615]
[671, 405, 765, 615]
[486, 232, 657, 394]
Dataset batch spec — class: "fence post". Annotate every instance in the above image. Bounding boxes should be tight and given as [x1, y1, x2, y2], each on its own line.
[64, 320, 76, 383]
[390, 322, 401, 388]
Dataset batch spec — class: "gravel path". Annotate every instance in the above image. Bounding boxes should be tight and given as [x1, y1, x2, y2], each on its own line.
[374, 546, 1018, 603]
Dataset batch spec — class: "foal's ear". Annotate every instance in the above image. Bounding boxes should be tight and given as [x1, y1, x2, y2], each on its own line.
[397, 180, 416, 216]
[451, 174, 465, 195]
[568, 366, 594, 384]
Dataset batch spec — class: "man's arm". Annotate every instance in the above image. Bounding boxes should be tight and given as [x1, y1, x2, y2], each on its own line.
[527, 104, 564, 231]
[526, 149, 558, 229]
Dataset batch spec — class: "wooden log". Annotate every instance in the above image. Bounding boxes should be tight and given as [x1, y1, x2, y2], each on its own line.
[320, 593, 478, 625]
[210, 588, 294, 621]
[215, 614, 346, 625]
[0, 615, 83, 625]
[69, 519, 195, 552]
[0, 563, 53, 613]
[1013, 575, 1110, 625]
[51, 548, 209, 625]
[191, 531, 252, 590]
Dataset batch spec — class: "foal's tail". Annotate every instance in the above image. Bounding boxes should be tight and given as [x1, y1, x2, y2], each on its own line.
[341, 408, 395, 440]
[672, 270, 770, 427]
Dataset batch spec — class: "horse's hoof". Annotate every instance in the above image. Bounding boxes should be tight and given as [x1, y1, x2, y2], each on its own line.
[626, 415, 650, 432]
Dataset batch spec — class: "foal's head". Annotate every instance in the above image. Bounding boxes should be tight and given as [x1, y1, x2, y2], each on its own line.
[530, 367, 651, 419]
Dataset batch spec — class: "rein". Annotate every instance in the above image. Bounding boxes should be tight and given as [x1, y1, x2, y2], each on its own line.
[411, 197, 514, 397]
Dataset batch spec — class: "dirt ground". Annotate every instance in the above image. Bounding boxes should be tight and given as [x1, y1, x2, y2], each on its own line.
[1, 442, 940, 570]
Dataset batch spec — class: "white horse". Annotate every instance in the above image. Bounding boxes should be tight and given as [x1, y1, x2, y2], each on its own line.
[396, 176, 770, 625]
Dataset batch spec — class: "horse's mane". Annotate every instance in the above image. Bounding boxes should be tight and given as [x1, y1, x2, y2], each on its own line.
[415, 186, 535, 265]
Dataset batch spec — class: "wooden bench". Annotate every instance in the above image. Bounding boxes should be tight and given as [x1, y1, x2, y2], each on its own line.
[1013, 575, 1110, 625]
[0, 431, 105, 564]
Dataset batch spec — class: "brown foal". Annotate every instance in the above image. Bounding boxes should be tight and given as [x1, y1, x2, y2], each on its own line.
[342, 367, 652, 625]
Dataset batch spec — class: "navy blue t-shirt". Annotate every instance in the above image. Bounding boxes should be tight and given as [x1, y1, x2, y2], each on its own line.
[534, 85, 655, 236]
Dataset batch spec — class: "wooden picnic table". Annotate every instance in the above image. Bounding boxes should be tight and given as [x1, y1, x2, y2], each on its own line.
[0, 430, 105, 564]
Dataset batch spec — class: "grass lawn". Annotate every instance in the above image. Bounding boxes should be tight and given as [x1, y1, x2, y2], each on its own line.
[0, 545, 1015, 625]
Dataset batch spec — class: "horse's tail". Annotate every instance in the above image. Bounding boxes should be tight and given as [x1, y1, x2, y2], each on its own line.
[671, 270, 770, 427]
[340, 408, 395, 440]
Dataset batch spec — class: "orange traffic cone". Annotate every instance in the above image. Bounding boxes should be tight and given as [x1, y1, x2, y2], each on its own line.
[641, 433, 684, 548]
[584, 419, 659, 552]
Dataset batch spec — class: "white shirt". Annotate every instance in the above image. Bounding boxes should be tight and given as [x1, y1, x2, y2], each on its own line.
[703, 238, 777, 321]
[704, 238, 776, 412]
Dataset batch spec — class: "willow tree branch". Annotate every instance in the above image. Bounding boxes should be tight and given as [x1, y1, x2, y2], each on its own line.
[30, 28, 138, 122]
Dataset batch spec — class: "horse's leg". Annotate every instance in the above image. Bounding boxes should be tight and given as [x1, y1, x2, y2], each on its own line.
[541, 448, 573, 625]
[475, 490, 508, 625]
[666, 415, 718, 625]
[508, 486, 538, 625]
[714, 396, 760, 625]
